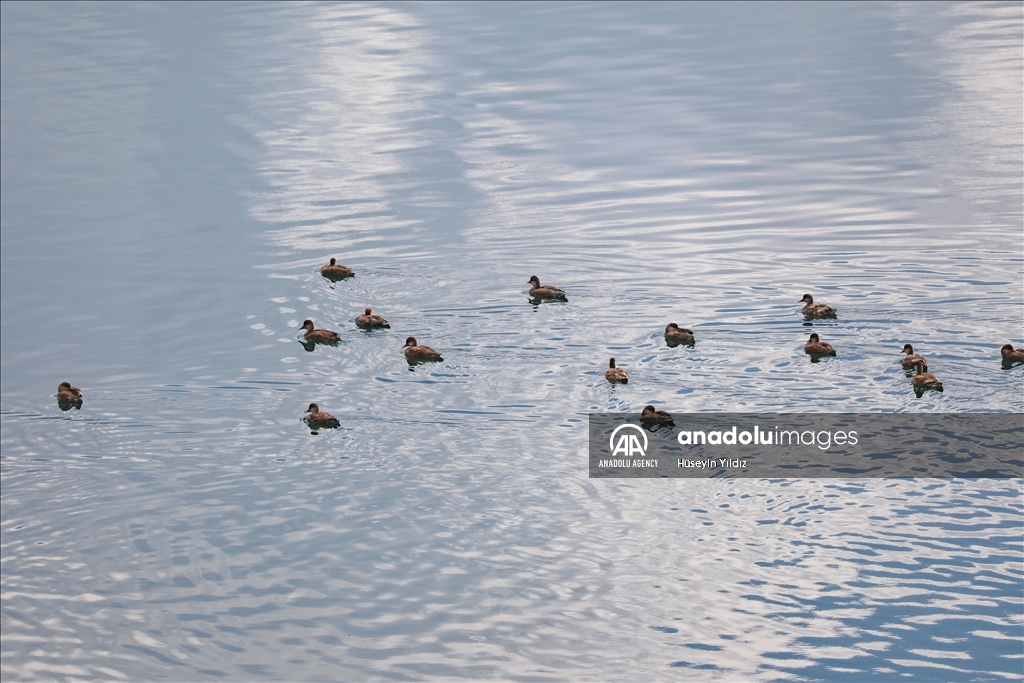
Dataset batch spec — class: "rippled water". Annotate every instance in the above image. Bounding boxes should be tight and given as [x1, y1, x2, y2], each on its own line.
[2, 2, 1022, 680]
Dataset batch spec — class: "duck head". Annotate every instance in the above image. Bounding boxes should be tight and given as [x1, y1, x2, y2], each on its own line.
[402, 336, 417, 348]
[1001, 343, 1017, 358]
[608, 358, 617, 368]
[902, 343, 915, 354]
[808, 333, 821, 343]
[527, 275, 541, 287]
[299, 319, 315, 332]
[305, 403, 320, 413]
[799, 294, 814, 304]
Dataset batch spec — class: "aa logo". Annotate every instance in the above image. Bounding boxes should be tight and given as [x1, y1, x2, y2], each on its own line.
[609, 424, 648, 457]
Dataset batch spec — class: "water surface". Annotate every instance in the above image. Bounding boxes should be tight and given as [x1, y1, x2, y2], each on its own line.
[2, 2, 1022, 680]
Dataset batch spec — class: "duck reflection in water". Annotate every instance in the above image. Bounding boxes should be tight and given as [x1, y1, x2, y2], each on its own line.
[664, 323, 695, 347]
[320, 257, 354, 281]
[403, 336, 443, 368]
[640, 404, 674, 429]
[304, 403, 340, 433]
[1000, 343, 1024, 368]
[527, 275, 567, 304]
[57, 382, 83, 411]
[911, 361, 943, 398]
[298, 319, 340, 352]
[804, 333, 836, 361]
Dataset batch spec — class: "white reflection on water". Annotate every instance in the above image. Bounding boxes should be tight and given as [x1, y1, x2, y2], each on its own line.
[241, 4, 466, 258]
[1, 1, 1022, 681]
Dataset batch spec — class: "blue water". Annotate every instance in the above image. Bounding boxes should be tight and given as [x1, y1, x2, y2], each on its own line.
[2, 2, 1022, 680]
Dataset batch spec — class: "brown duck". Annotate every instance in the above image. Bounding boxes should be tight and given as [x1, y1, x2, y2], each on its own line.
[320, 257, 354, 281]
[403, 336, 443, 362]
[1001, 343, 1024, 366]
[799, 294, 837, 318]
[304, 403, 340, 429]
[57, 382, 83, 410]
[901, 344, 927, 371]
[299, 319, 341, 344]
[355, 307, 390, 329]
[911, 361, 943, 392]
[640, 405, 674, 426]
[605, 358, 629, 383]
[804, 333, 836, 356]
[664, 323, 694, 345]
[527, 275, 567, 300]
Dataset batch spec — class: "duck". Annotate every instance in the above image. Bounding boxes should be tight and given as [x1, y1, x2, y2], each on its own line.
[664, 323, 695, 345]
[304, 403, 340, 429]
[804, 332, 836, 356]
[901, 344, 927, 371]
[57, 382, 83, 410]
[299, 319, 341, 344]
[355, 307, 390, 329]
[911, 361, 943, 392]
[527, 275, 567, 300]
[403, 336, 443, 362]
[799, 293, 837, 318]
[320, 257, 354, 281]
[1000, 343, 1024, 366]
[605, 358, 629, 383]
[640, 404, 674, 426]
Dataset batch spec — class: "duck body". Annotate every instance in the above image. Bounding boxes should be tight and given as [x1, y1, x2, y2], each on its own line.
[804, 333, 836, 356]
[57, 382, 83, 410]
[1001, 343, 1024, 366]
[911, 362, 943, 392]
[304, 403, 340, 429]
[355, 307, 390, 329]
[320, 257, 354, 281]
[901, 344, 927, 371]
[527, 275, 567, 300]
[664, 323, 694, 346]
[605, 358, 629, 383]
[299, 319, 341, 344]
[403, 336, 443, 362]
[640, 404, 674, 426]
[799, 293, 837, 318]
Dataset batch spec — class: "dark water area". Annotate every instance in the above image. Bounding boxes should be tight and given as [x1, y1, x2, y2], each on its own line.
[2, 2, 1022, 680]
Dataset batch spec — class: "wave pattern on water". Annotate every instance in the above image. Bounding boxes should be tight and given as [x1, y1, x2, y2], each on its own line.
[1, 1, 1022, 681]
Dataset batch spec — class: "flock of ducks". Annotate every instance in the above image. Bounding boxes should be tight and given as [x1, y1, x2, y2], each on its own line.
[55, 259, 1024, 428]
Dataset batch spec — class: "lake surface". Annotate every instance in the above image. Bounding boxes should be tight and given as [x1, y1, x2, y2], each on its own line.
[2, 2, 1022, 680]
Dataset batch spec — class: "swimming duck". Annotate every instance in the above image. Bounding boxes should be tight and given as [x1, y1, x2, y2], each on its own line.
[304, 403, 340, 429]
[57, 382, 83, 410]
[804, 333, 836, 356]
[640, 404, 674, 426]
[1000, 343, 1024, 366]
[355, 307, 390, 329]
[901, 344, 927, 371]
[799, 294, 837, 318]
[664, 323, 695, 345]
[911, 361, 943, 392]
[403, 336, 443, 362]
[527, 276, 567, 300]
[299, 319, 341, 344]
[605, 358, 629, 383]
[320, 257, 354, 281]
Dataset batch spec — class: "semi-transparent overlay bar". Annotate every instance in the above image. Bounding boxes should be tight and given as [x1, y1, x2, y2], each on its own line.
[589, 413, 1023, 478]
